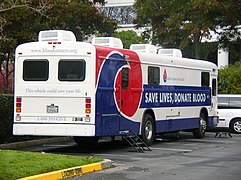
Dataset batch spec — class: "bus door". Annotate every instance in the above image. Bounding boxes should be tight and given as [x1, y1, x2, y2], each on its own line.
[117, 64, 142, 134]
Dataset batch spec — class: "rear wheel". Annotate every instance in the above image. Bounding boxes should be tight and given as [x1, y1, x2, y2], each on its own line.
[230, 119, 241, 133]
[73, 137, 99, 146]
[193, 112, 207, 138]
[141, 114, 155, 146]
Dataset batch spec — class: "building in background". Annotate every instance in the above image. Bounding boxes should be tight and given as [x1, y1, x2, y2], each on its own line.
[101, 0, 241, 69]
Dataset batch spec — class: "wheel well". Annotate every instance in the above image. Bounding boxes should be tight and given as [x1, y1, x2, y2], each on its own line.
[200, 108, 208, 121]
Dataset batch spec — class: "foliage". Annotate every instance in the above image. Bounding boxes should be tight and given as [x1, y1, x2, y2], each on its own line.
[114, 30, 148, 49]
[0, 94, 13, 143]
[45, 0, 116, 41]
[0, 0, 116, 93]
[0, 150, 103, 180]
[134, 0, 241, 59]
[218, 62, 241, 94]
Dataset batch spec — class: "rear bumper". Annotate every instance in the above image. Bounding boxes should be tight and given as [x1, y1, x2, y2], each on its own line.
[13, 123, 95, 136]
[208, 116, 219, 127]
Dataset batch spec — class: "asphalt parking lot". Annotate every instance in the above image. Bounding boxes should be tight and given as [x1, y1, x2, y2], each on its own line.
[18, 131, 241, 180]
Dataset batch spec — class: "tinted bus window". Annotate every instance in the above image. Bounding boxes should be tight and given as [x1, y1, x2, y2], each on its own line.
[23, 59, 49, 81]
[58, 60, 86, 81]
[148, 66, 160, 85]
[201, 72, 209, 87]
[212, 79, 217, 96]
[122, 68, 129, 89]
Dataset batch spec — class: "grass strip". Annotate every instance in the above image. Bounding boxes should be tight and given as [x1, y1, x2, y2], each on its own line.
[0, 150, 103, 180]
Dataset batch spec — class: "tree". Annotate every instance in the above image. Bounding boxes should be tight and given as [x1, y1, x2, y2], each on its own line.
[134, 0, 241, 59]
[218, 62, 241, 94]
[0, 0, 116, 93]
[45, 0, 116, 41]
[0, 0, 49, 93]
[114, 30, 148, 49]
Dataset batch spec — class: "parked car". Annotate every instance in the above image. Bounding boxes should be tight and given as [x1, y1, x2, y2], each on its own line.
[217, 94, 241, 133]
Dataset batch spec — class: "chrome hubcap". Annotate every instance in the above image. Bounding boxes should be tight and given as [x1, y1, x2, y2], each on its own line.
[145, 121, 153, 140]
[233, 121, 241, 133]
[200, 117, 207, 133]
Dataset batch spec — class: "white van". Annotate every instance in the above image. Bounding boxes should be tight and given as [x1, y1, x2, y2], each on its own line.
[217, 94, 241, 133]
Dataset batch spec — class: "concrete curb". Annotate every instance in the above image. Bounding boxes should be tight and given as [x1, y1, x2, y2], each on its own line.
[0, 137, 72, 149]
[17, 159, 113, 180]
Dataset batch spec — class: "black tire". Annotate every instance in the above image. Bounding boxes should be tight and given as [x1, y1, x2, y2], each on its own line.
[73, 136, 99, 146]
[141, 114, 155, 146]
[230, 119, 241, 134]
[193, 112, 207, 138]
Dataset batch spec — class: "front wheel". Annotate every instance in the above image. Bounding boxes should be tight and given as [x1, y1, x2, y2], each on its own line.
[141, 114, 155, 146]
[193, 112, 207, 138]
[230, 119, 241, 133]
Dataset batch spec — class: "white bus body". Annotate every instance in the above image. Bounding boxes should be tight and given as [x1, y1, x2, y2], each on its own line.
[13, 30, 218, 146]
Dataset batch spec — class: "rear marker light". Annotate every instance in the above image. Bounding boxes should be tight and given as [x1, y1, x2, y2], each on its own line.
[16, 107, 21, 113]
[48, 42, 61, 44]
[16, 97, 22, 102]
[86, 104, 91, 108]
[86, 98, 91, 103]
[85, 109, 91, 114]
[16, 97, 22, 113]
[85, 98, 91, 114]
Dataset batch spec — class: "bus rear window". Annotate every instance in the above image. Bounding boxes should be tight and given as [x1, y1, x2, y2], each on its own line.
[23, 59, 49, 81]
[58, 59, 86, 81]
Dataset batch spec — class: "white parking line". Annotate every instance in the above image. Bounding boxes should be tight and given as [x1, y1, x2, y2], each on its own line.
[151, 147, 192, 152]
[42, 144, 72, 147]
[93, 154, 130, 157]
[182, 139, 236, 144]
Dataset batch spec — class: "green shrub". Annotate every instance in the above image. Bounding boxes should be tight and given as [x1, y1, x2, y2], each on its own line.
[218, 62, 241, 94]
[0, 94, 14, 143]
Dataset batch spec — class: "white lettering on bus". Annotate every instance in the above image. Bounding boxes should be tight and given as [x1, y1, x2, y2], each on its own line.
[160, 93, 173, 103]
[145, 92, 159, 103]
[174, 93, 192, 103]
[193, 93, 206, 102]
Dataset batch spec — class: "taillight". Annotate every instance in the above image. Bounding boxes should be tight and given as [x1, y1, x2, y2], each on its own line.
[85, 98, 91, 114]
[16, 97, 22, 113]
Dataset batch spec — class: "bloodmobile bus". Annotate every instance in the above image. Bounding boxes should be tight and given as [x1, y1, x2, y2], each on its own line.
[13, 30, 218, 146]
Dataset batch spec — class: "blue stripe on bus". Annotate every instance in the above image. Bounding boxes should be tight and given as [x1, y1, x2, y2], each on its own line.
[95, 115, 218, 136]
[140, 85, 211, 108]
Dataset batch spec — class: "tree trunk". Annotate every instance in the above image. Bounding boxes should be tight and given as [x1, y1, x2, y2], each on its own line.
[1, 52, 13, 94]
[194, 34, 201, 60]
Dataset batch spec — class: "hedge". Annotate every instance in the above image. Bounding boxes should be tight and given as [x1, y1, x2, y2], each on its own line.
[0, 94, 14, 143]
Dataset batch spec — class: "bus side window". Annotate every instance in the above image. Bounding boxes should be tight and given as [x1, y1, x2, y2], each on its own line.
[212, 79, 217, 96]
[148, 66, 160, 85]
[201, 72, 209, 87]
[122, 68, 129, 89]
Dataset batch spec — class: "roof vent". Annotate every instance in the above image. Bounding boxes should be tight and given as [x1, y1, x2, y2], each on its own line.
[158, 49, 182, 58]
[38, 30, 76, 42]
[92, 37, 123, 49]
[130, 44, 157, 54]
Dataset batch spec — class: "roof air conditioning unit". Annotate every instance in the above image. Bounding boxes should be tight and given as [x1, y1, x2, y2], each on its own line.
[158, 49, 182, 58]
[130, 44, 157, 54]
[38, 30, 76, 42]
[92, 37, 123, 49]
